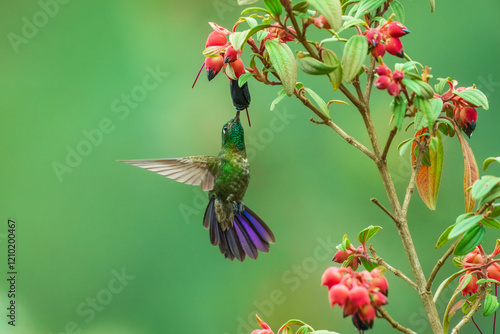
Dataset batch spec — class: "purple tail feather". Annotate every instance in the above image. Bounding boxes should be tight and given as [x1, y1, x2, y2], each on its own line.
[203, 196, 275, 262]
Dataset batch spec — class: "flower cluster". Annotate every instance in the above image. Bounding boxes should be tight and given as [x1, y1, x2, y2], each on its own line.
[438, 80, 479, 138]
[374, 64, 404, 96]
[364, 21, 410, 59]
[202, 23, 245, 82]
[321, 267, 388, 331]
[458, 245, 500, 296]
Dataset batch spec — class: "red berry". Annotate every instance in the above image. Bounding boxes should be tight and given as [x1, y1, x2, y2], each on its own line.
[313, 15, 331, 30]
[388, 83, 400, 96]
[366, 28, 381, 46]
[321, 267, 343, 288]
[349, 286, 370, 308]
[385, 38, 405, 58]
[328, 284, 350, 307]
[230, 58, 245, 78]
[224, 46, 239, 63]
[487, 263, 500, 282]
[375, 75, 391, 90]
[388, 22, 410, 38]
[392, 70, 404, 82]
[376, 65, 391, 76]
[371, 43, 386, 59]
[205, 55, 224, 81]
[205, 31, 227, 47]
[460, 274, 478, 296]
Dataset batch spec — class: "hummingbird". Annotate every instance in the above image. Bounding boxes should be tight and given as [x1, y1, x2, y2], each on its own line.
[120, 110, 275, 261]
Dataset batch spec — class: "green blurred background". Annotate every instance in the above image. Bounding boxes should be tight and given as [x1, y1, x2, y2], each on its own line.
[0, 1, 499, 333]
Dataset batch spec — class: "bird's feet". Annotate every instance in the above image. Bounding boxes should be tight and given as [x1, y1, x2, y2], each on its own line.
[232, 201, 245, 214]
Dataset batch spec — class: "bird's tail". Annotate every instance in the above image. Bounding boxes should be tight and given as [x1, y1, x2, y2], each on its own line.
[203, 195, 275, 262]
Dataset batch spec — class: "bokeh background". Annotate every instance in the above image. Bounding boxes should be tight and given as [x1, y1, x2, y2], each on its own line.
[1, 1, 499, 333]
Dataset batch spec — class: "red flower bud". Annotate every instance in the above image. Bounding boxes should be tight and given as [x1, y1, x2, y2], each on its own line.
[388, 83, 400, 96]
[388, 22, 410, 38]
[371, 43, 386, 58]
[376, 65, 391, 76]
[370, 275, 388, 296]
[375, 75, 391, 90]
[313, 15, 331, 30]
[385, 38, 405, 58]
[328, 284, 350, 307]
[460, 274, 478, 296]
[487, 263, 500, 282]
[333, 250, 350, 263]
[205, 55, 224, 81]
[224, 46, 240, 63]
[349, 286, 370, 307]
[365, 28, 381, 46]
[321, 267, 343, 288]
[230, 58, 246, 79]
[460, 107, 477, 138]
[372, 291, 388, 307]
[357, 304, 376, 329]
[206, 31, 227, 47]
[392, 70, 404, 82]
[464, 249, 482, 264]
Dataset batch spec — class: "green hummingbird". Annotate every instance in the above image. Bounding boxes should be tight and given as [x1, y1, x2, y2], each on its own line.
[120, 110, 275, 261]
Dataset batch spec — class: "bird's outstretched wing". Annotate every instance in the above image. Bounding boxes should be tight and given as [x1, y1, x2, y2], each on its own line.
[120, 156, 216, 191]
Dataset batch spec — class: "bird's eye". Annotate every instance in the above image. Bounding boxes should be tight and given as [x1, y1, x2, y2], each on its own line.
[223, 126, 229, 133]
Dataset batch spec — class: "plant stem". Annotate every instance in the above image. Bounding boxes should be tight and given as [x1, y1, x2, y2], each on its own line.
[370, 197, 398, 223]
[382, 126, 398, 162]
[375, 306, 417, 334]
[369, 245, 418, 290]
[451, 286, 487, 334]
[426, 239, 460, 292]
[495, 284, 497, 334]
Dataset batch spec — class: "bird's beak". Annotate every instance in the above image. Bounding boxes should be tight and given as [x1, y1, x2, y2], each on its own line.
[235, 110, 240, 120]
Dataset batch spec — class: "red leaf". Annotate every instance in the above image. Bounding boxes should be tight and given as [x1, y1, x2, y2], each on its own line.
[456, 130, 479, 212]
[411, 128, 444, 210]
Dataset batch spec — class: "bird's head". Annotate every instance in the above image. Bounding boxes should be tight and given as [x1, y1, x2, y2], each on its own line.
[221, 110, 245, 151]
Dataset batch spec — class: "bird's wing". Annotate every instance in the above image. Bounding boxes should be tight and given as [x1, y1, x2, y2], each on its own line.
[120, 156, 216, 191]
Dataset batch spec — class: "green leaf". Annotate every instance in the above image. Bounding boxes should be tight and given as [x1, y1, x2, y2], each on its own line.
[342, 254, 356, 267]
[203, 46, 224, 57]
[321, 49, 342, 90]
[448, 215, 483, 239]
[491, 204, 500, 218]
[454, 88, 489, 110]
[483, 157, 500, 171]
[354, 0, 386, 18]
[483, 293, 499, 317]
[462, 294, 477, 314]
[238, 0, 259, 5]
[304, 88, 331, 119]
[265, 40, 297, 96]
[297, 52, 337, 75]
[337, 234, 351, 251]
[414, 97, 435, 130]
[360, 257, 378, 272]
[476, 278, 500, 285]
[434, 269, 468, 302]
[270, 89, 287, 111]
[241, 7, 273, 15]
[452, 256, 463, 268]
[392, 96, 406, 131]
[403, 79, 435, 99]
[434, 77, 450, 94]
[238, 72, 253, 87]
[293, 1, 310, 13]
[341, 35, 368, 84]
[476, 184, 500, 209]
[471, 175, 500, 201]
[339, 18, 368, 33]
[454, 224, 485, 255]
[389, 1, 405, 23]
[431, 97, 443, 118]
[264, 0, 282, 16]
[307, 0, 343, 31]
[357, 225, 382, 244]
[456, 129, 480, 212]
[398, 138, 413, 156]
[241, 24, 271, 47]
[436, 224, 455, 248]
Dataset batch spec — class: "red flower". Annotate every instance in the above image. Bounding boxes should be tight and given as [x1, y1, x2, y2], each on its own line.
[487, 263, 500, 282]
[387, 22, 410, 38]
[313, 15, 331, 30]
[385, 38, 404, 58]
[460, 274, 478, 296]
[205, 55, 224, 81]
